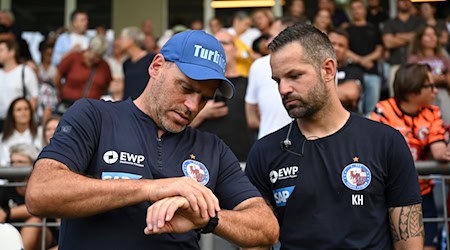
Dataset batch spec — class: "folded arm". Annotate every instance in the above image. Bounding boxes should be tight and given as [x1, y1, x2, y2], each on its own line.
[26, 158, 219, 219]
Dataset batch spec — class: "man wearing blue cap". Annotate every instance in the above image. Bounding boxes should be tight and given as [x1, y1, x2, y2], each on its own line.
[25, 30, 279, 249]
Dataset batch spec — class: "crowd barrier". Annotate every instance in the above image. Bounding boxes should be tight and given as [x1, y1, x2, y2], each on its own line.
[1, 161, 450, 250]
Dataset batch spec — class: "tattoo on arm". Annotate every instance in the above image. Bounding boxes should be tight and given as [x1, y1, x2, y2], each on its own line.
[389, 204, 424, 242]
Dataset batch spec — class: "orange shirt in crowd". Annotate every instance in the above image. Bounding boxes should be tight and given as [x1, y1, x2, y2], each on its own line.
[370, 98, 446, 196]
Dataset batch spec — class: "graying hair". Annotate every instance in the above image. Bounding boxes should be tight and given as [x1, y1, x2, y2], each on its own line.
[268, 23, 336, 72]
[121, 26, 145, 47]
[9, 143, 40, 163]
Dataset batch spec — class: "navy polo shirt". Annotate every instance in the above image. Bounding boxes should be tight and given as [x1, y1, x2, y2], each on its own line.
[245, 113, 422, 249]
[38, 98, 261, 250]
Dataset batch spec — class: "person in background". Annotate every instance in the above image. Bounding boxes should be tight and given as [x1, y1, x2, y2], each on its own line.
[371, 63, 450, 250]
[312, 9, 333, 34]
[53, 35, 112, 114]
[38, 44, 57, 84]
[251, 9, 274, 58]
[42, 115, 60, 146]
[0, 10, 32, 62]
[328, 28, 362, 112]
[103, 38, 126, 102]
[208, 17, 225, 36]
[190, 19, 204, 30]
[245, 23, 423, 249]
[366, 0, 388, 31]
[190, 30, 254, 162]
[346, 0, 383, 116]
[318, 0, 350, 29]
[228, 11, 260, 77]
[119, 26, 155, 100]
[141, 18, 154, 37]
[419, 3, 449, 56]
[382, 0, 425, 97]
[26, 60, 58, 125]
[408, 25, 450, 126]
[288, 0, 309, 24]
[143, 34, 158, 54]
[0, 143, 57, 250]
[0, 39, 39, 133]
[51, 9, 90, 66]
[245, 17, 296, 140]
[0, 98, 42, 167]
[252, 9, 274, 36]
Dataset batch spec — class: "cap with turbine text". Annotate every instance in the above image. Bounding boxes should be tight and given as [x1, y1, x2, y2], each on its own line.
[160, 30, 235, 99]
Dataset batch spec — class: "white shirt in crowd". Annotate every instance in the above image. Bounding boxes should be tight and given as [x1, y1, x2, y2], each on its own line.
[0, 65, 39, 119]
[0, 128, 43, 167]
[245, 55, 292, 139]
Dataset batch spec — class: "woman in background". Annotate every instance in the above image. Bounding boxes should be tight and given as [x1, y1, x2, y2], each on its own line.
[408, 25, 450, 126]
[313, 9, 333, 34]
[0, 98, 42, 166]
[42, 115, 60, 146]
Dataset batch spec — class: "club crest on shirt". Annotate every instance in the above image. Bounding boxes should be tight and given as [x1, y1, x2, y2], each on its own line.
[342, 158, 371, 191]
[182, 157, 210, 185]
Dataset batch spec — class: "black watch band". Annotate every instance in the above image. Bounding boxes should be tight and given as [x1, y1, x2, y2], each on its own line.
[198, 212, 219, 234]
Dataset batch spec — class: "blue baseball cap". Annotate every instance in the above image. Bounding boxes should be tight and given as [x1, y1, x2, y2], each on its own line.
[160, 30, 235, 99]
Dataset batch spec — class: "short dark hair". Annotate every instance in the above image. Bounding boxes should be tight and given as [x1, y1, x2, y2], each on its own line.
[328, 27, 349, 41]
[393, 63, 431, 103]
[268, 23, 336, 72]
[0, 39, 20, 62]
[70, 9, 88, 23]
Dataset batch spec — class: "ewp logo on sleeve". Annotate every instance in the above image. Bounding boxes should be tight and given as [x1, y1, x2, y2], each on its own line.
[273, 186, 295, 207]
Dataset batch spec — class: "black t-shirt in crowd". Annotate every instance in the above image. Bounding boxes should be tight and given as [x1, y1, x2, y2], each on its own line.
[197, 76, 254, 161]
[123, 53, 155, 100]
[346, 23, 382, 74]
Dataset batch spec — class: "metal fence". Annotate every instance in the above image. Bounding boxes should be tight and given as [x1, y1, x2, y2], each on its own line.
[1, 161, 450, 250]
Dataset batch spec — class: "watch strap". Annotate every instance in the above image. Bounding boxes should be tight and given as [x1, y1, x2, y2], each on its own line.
[198, 212, 219, 234]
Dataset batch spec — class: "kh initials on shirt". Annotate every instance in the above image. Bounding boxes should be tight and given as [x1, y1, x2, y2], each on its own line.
[352, 194, 364, 206]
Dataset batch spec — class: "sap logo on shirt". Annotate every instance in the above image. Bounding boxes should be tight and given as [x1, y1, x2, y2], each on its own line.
[273, 186, 295, 207]
[103, 150, 145, 167]
[101, 172, 143, 180]
[269, 166, 299, 183]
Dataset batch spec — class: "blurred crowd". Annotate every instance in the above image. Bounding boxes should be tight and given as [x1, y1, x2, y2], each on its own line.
[0, 0, 449, 249]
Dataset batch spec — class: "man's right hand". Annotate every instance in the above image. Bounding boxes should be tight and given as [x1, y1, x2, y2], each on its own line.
[147, 177, 220, 219]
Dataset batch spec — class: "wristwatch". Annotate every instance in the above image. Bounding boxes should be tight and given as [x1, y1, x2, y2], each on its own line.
[198, 212, 219, 234]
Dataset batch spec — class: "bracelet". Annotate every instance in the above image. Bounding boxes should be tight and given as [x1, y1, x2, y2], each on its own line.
[198, 212, 219, 234]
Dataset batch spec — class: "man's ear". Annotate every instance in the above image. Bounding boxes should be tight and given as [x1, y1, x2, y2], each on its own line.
[149, 54, 165, 78]
[321, 58, 337, 84]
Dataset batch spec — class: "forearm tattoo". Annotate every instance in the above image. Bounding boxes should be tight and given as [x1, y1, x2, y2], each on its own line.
[389, 204, 424, 242]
